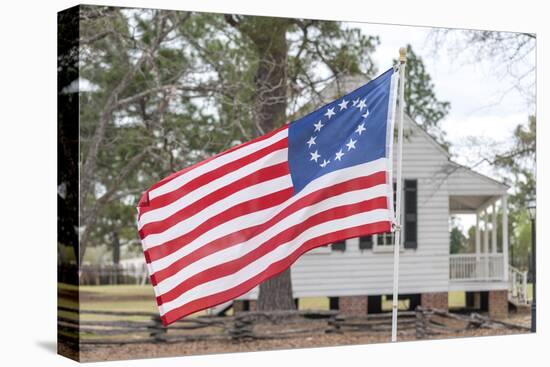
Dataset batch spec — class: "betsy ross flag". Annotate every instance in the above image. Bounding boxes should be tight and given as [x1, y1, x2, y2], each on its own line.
[137, 68, 399, 325]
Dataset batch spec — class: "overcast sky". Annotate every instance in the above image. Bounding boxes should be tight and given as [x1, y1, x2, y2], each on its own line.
[353, 22, 534, 176]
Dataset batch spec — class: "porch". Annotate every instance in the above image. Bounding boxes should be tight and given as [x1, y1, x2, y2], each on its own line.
[446, 163, 512, 293]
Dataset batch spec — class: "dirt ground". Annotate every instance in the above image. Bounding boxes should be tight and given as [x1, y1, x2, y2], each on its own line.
[70, 313, 531, 363]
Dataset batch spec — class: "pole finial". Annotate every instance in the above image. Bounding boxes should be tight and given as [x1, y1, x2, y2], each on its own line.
[399, 47, 407, 63]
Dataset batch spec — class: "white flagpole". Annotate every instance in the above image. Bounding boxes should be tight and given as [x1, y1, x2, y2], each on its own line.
[391, 47, 407, 342]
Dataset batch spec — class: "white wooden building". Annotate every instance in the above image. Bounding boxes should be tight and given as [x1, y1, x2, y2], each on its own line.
[235, 75, 523, 318]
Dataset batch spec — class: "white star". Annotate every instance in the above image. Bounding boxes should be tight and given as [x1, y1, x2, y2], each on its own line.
[320, 159, 330, 168]
[355, 123, 366, 135]
[313, 120, 324, 132]
[324, 107, 336, 119]
[335, 149, 345, 161]
[310, 150, 320, 162]
[306, 136, 317, 148]
[352, 98, 360, 106]
[356, 99, 367, 111]
[346, 138, 357, 151]
[338, 99, 349, 110]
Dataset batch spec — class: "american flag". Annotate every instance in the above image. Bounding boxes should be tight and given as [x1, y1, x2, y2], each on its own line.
[137, 68, 399, 325]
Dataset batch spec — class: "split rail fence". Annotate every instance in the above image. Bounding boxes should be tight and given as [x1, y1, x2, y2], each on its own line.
[58, 306, 529, 347]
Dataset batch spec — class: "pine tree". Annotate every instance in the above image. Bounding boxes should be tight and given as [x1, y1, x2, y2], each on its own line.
[394, 44, 450, 148]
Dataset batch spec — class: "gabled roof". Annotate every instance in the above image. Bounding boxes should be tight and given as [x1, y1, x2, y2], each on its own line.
[448, 161, 510, 192]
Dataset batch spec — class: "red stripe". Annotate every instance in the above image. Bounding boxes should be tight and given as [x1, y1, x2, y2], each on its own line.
[139, 137, 288, 216]
[138, 125, 289, 209]
[139, 161, 290, 238]
[160, 220, 391, 326]
[144, 187, 294, 265]
[148, 171, 387, 284]
[156, 196, 388, 306]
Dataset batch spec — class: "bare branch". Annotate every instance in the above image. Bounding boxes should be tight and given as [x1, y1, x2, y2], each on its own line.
[80, 30, 114, 44]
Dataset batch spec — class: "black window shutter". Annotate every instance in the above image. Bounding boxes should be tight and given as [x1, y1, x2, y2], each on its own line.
[331, 240, 346, 252]
[404, 179, 417, 249]
[359, 236, 373, 250]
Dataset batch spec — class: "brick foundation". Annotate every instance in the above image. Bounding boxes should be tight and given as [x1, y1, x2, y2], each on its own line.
[339, 296, 368, 315]
[421, 292, 448, 311]
[488, 290, 508, 319]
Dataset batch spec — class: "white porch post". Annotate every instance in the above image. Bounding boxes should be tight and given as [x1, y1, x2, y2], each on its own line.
[483, 208, 489, 279]
[502, 195, 509, 281]
[475, 213, 480, 257]
[492, 203, 497, 254]
[475, 212, 481, 278]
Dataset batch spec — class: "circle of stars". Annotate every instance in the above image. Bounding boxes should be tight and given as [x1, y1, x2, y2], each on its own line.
[307, 97, 371, 169]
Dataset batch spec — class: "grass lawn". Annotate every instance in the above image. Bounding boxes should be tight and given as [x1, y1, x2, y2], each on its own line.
[59, 283, 155, 297]
[59, 284, 158, 321]
[59, 285, 471, 313]
[59, 283, 534, 322]
[80, 284, 155, 297]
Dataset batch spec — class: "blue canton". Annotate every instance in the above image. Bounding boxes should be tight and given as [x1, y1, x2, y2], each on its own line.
[288, 68, 395, 194]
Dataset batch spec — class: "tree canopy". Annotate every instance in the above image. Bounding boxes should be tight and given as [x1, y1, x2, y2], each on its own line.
[71, 7, 383, 267]
[394, 44, 450, 148]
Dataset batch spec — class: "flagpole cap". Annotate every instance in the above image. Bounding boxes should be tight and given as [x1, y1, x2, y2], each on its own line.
[399, 47, 407, 63]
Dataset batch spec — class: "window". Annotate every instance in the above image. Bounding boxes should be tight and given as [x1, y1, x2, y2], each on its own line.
[376, 232, 395, 247]
[360, 233, 395, 252]
[331, 240, 346, 252]
[359, 235, 373, 250]
[361, 179, 418, 251]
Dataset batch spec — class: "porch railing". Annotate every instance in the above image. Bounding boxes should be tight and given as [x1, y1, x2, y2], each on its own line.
[509, 266, 529, 304]
[449, 253, 504, 281]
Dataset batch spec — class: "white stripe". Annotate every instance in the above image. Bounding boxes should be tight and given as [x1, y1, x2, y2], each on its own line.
[138, 148, 289, 229]
[146, 157, 389, 272]
[148, 128, 288, 201]
[154, 183, 390, 296]
[142, 174, 293, 250]
[159, 209, 390, 315]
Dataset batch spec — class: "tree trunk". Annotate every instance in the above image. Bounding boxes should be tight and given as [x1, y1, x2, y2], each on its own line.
[112, 231, 120, 285]
[241, 17, 295, 311]
[257, 268, 295, 311]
